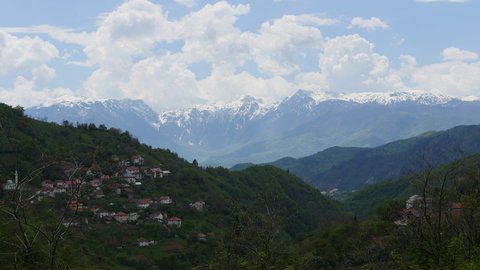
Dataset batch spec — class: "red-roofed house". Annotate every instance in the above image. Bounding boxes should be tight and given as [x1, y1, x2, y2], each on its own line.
[158, 196, 172, 204]
[167, 216, 182, 227]
[449, 202, 463, 218]
[137, 198, 151, 209]
[68, 199, 78, 211]
[41, 180, 54, 189]
[114, 212, 128, 223]
[132, 155, 145, 165]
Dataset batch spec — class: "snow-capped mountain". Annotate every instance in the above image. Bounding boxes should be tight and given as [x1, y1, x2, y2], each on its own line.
[30, 96, 159, 126]
[26, 97, 178, 151]
[279, 89, 458, 106]
[26, 90, 480, 166]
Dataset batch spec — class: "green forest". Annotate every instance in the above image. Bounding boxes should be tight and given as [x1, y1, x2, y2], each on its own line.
[2, 102, 480, 269]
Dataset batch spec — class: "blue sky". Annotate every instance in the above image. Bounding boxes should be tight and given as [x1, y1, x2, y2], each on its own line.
[0, 0, 479, 111]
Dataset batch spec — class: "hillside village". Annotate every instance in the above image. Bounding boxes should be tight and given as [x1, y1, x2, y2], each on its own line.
[3, 105, 480, 269]
[2, 154, 210, 249]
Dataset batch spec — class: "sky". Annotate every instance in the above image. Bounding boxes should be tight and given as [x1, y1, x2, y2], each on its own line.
[0, 0, 479, 112]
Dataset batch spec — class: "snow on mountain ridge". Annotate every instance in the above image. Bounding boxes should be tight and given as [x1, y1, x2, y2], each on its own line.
[157, 90, 467, 127]
[158, 95, 273, 127]
[301, 90, 457, 105]
[338, 90, 455, 105]
[32, 90, 475, 129]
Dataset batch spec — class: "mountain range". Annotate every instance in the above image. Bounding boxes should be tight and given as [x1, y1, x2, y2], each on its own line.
[255, 124, 480, 192]
[26, 90, 480, 166]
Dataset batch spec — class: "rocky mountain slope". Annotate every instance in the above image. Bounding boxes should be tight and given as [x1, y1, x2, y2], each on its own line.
[26, 90, 480, 166]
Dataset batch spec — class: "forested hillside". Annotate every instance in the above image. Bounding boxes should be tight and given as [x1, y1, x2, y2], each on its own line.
[4, 102, 480, 269]
[266, 125, 480, 191]
[0, 103, 343, 269]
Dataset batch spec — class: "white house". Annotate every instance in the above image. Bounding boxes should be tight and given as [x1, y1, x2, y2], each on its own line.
[167, 216, 182, 227]
[137, 198, 151, 209]
[3, 170, 18, 191]
[114, 212, 128, 223]
[132, 155, 145, 165]
[158, 196, 172, 204]
[137, 237, 155, 247]
[127, 212, 139, 222]
[190, 200, 206, 211]
[151, 212, 167, 222]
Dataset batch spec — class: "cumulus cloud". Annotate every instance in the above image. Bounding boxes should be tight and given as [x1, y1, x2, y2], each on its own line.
[0, 31, 63, 107]
[123, 55, 202, 110]
[0, 76, 73, 108]
[318, 34, 404, 92]
[348, 17, 389, 31]
[78, 1, 328, 109]
[442, 46, 478, 62]
[410, 47, 480, 97]
[0, 32, 58, 75]
[294, 72, 330, 91]
[247, 14, 326, 76]
[176, 2, 250, 74]
[411, 61, 480, 97]
[78, 0, 179, 101]
[4, 0, 480, 111]
[199, 71, 293, 105]
[32, 64, 56, 86]
[84, 0, 176, 67]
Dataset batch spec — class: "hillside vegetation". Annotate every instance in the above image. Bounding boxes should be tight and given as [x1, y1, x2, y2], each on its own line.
[266, 125, 480, 191]
[0, 103, 343, 269]
[4, 102, 480, 269]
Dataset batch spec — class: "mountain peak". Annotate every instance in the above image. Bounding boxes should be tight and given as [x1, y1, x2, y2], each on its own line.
[284, 89, 462, 106]
[339, 90, 456, 105]
[239, 95, 261, 103]
[38, 95, 95, 107]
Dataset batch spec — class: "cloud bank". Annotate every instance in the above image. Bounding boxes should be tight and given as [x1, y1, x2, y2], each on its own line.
[0, 0, 479, 111]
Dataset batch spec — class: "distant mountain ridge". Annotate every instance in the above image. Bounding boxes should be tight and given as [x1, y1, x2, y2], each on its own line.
[263, 125, 480, 192]
[26, 90, 480, 166]
[27, 98, 180, 151]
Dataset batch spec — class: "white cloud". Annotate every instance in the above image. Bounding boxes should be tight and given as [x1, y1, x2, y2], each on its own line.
[176, 2, 250, 73]
[79, 2, 322, 109]
[409, 47, 480, 98]
[294, 72, 330, 91]
[175, 0, 197, 8]
[411, 59, 480, 97]
[0, 76, 73, 108]
[199, 71, 293, 105]
[78, 0, 179, 101]
[123, 55, 201, 110]
[85, 0, 176, 67]
[32, 64, 56, 86]
[348, 17, 389, 31]
[319, 34, 404, 92]
[442, 46, 478, 61]
[416, 0, 469, 3]
[0, 32, 58, 75]
[248, 14, 326, 76]
[4, 0, 480, 111]
[0, 25, 91, 46]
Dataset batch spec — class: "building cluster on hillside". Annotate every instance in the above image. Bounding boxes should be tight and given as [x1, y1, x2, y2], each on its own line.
[1, 154, 211, 246]
[394, 194, 463, 226]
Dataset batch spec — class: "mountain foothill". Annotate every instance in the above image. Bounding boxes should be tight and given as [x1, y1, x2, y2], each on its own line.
[3, 89, 480, 269]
